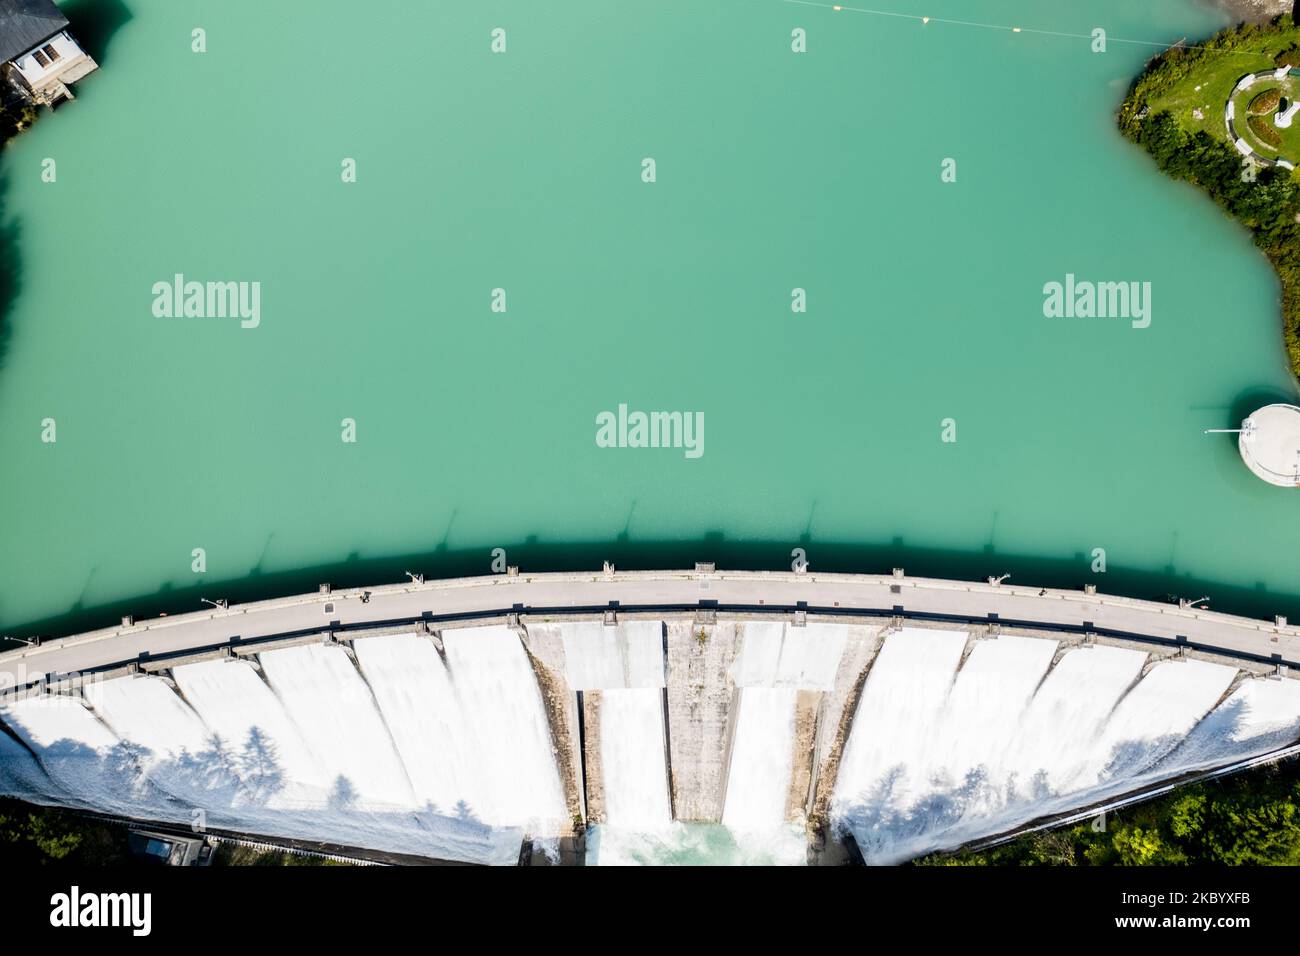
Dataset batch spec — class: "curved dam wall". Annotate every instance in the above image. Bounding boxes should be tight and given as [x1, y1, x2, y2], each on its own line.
[2, 571, 1300, 864]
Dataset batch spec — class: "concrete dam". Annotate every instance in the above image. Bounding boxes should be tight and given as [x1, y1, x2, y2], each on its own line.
[2, 569, 1300, 864]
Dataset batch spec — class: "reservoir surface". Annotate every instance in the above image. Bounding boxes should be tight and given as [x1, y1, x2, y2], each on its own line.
[1, 0, 1295, 636]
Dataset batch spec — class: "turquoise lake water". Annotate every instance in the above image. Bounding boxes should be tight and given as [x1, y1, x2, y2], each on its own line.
[3, 0, 1298, 636]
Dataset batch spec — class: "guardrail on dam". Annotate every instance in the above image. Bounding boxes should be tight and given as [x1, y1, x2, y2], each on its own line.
[0, 568, 1298, 865]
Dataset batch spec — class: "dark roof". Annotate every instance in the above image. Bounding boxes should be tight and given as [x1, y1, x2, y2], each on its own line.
[0, 0, 69, 65]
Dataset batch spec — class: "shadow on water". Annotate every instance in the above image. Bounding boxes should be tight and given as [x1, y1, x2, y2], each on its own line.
[0, 1, 131, 367]
[10, 529, 1300, 644]
[60, 0, 134, 66]
[0, 175, 18, 369]
[8, 387, 1300, 639]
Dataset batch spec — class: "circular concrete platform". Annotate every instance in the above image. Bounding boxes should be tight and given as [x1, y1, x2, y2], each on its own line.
[1240, 403, 1300, 487]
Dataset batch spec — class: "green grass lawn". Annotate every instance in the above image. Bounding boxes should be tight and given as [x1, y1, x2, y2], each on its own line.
[1145, 25, 1300, 164]
[1231, 78, 1300, 158]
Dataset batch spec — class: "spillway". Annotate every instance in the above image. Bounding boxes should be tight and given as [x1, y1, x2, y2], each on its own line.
[82, 674, 240, 815]
[1167, 675, 1300, 772]
[1075, 659, 1237, 784]
[356, 629, 568, 833]
[829, 634, 1300, 864]
[0, 693, 162, 820]
[997, 645, 1148, 801]
[723, 687, 798, 830]
[596, 688, 671, 828]
[172, 658, 337, 809]
[0, 729, 60, 805]
[4, 614, 1300, 865]
[177, 649, 523, 864]
[714, 622, 857, 864]
[438, 626, 569, 833]
[719, 687, 805, 864]
[257, 643, 416, 809]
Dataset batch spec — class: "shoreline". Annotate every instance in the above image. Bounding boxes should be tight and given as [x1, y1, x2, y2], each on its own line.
[1119, 14, 1300, 377]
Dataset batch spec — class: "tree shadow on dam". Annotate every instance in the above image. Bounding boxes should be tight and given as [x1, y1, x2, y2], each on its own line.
[835, 702, 1257, 864]
[9, 532, 1300, 646]
[1, 723, 508, 862]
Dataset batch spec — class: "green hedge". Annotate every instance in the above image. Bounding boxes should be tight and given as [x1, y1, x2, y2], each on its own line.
[1249, 111, 1285, 147]
[0, 102, 36, 148]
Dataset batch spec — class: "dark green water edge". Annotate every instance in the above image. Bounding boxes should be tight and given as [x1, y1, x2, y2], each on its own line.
[5, 534, 1299, 647]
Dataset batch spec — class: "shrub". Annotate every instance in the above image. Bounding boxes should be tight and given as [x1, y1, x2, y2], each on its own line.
[1248, 112, 1284, 148]
[1249, 87, 1283, 114]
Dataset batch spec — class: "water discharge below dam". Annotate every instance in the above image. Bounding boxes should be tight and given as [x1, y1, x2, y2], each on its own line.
[2, 619, 1299, 865]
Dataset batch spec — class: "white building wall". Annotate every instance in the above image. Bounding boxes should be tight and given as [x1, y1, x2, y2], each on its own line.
[12, 31, 89, 88]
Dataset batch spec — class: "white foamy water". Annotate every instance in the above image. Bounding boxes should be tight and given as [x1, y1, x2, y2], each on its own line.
[438, 626, 569, 831]
[839, 646, 1246, 862]
[175, 653, 519, 864]
[353, 633, 483, 816]
[831, 638, 1300, 864]
[1165, 675, 1300, 773]
[0, 633, 562, 864]
[81, 674, 247, 820]
[587, 820, 806, 865]
[598, 688, 671, 828]
[172, 657, 334, 806]
[924, 635, 1059, 788]
[722, 687, 799, 830]
[0, 693, 159, 818]
[718, 685, 806, 864]
[844, 634, 1059, 859]
[997, 645, 1147, 798]
[834, 639, 1160, 862]
[258, 643, 416, 809]
[831, 627, 967, 862]
[835, 628, 966, 804]
[355, 631, 566, 837]
[4, 617, 1300, 867]
[0, 723, 70, 805]
[1077, 659, 1237, 785]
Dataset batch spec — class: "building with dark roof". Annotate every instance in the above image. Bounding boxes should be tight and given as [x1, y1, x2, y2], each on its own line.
[0, 0, 97, 107]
